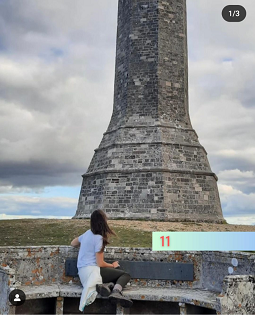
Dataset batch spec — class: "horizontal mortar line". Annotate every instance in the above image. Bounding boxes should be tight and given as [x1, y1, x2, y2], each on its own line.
[103, 124, 198, 138]
[82, 168, 218, 181]
[94, 141, 207, 155]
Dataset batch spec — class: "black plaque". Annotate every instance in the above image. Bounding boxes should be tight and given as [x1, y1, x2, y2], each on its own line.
[65, 259, 193, 281]
[118, 261, 193, 281]
[65, 259, 78, 277]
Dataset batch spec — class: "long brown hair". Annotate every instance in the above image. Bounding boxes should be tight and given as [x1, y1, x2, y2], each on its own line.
[90, 209, 116, 252]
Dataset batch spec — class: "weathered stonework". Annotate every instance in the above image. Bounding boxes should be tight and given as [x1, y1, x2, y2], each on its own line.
[0, 247, 254, 314]
[0, 268, 10, 314]
[73, 0, 224, 222]
[216, 275, 255, 314]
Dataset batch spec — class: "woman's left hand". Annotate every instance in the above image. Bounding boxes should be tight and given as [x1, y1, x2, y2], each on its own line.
[112, 261, 120, 268]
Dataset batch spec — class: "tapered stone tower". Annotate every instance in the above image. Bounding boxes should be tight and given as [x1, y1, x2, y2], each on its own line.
[73, 0, 224, 223]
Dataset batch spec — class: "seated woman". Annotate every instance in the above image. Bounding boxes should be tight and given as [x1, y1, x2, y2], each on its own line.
[71, 209, 133, 313]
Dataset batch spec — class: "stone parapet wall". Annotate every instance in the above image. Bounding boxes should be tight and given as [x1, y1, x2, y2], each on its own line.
[0, 247, 254, 314]
[0, 246, 60, 287]
[216, 275, 255, 314]
[201, 251, 255, 292]
[1, 246, 254, 291]
[0, 268, 10, 315]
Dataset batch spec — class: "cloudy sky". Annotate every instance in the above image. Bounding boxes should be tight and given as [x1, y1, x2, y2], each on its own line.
[0, 0, 254, 225]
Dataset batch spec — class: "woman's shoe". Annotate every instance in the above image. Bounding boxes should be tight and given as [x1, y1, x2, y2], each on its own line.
[96, 282, 114, 297]
[109, 289, 133, 308]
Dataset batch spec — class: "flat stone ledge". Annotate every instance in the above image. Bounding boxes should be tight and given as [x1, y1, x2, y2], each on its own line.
[59, 284, 82, 297]
[59, 285, 218, 310]
[8, 284, 59, 304]
[10, 284, 218, 310]
[82, 168, 218, 181]
[119, 287, 218, 310]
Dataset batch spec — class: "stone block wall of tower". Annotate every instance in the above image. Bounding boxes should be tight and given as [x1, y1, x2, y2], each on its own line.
[108, 0, 159, 132]
[74, 0, 224, 223]
[158, 0, 191, 127]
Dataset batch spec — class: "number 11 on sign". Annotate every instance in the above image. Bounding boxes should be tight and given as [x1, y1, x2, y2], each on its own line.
[160, 236, 170, 247]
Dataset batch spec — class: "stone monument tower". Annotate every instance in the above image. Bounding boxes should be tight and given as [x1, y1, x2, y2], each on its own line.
[73, 0, 224, 223]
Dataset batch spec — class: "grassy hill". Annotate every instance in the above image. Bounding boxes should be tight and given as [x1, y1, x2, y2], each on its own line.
[0, 218, 255, 248]
[0, 219, 151, 247]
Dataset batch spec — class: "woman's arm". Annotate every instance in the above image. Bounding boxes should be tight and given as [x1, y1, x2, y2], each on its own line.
[71, 237, 80, 248]
[96, 252, 119, 268]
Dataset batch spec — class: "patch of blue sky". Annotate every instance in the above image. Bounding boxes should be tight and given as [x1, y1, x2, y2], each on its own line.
[0, 37, 6, 52]
[38, 48, 65, 62]
[0, 214, 72, 220]
[50, 47, 64, 57]
[222, 58, 233, 62]
[187, 44, 200, 62]
[0, 196, 77, 217]
[19, 207, 74, 217]
[7, 186, 81, 199]
[221, 207, 228, 218]
[37, 186, 80, 199]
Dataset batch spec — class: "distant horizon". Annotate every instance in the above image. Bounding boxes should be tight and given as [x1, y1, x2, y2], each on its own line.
[0, 215, 255, 227]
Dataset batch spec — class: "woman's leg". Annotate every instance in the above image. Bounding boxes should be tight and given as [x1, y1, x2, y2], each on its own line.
[100, 268, 133, 308]
[100, 268, 131, 288]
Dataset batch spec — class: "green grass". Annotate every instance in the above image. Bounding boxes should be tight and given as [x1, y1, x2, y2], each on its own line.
[0, 219, 254, 252]
[0, 219, 152, 248]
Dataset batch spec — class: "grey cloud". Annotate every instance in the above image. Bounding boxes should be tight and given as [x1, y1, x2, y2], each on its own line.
[0, 161, 83, 188]
[221, 194, 255, 217]
[209, 155, 255, 174]
[237, 79, 255, 109]
[218, 170, 255, 195]
[0, 0, 118, 56]
[187, 0, 255, 220]
[0, 1, 117, 190]
[187, 0, 255, 54]
[0, 194, 76, 217]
